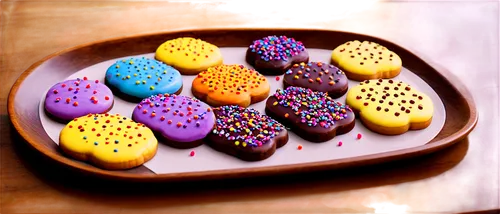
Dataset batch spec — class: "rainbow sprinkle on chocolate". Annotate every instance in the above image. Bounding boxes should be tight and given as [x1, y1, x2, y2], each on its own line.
[212, 105, 284, 147]
[285, 62, 345, 86]
[272, 87, 352, 128]
[249, 35, 305, 61]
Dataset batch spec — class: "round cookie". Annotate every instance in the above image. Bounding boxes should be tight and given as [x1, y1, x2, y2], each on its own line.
[346, 79, 434, 135]
[246, 35, 309, 75]
[207, 105, 288, 161]
[155, 37, 223, 75]
[192, 64, 270, 107]
[44, 77, 114, 123]
[283, 62, 348, 98]
[265, 86, 355, 142]
[331, 40, 402, 81]
[132, 94, 215, 149]
[105, 57, 183, 102]
[59, 113, 158, 170]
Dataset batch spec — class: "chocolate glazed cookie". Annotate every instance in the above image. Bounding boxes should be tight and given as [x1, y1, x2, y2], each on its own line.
[265, 87, 355, 142]
[283, 62, 349, 98]
[206, 105, 288, 161]
[246, 35, 309, 75]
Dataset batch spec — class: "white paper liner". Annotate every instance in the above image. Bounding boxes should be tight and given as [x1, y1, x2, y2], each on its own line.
[39, 48, 446, 174]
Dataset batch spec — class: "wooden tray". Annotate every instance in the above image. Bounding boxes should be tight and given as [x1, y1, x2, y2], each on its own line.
[8, 29, 478, 182]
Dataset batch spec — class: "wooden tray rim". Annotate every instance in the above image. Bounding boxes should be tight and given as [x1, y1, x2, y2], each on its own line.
[7, 28, 478, 182]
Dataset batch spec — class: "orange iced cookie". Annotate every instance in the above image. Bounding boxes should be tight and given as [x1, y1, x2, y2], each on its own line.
[191, 64, 270, 107]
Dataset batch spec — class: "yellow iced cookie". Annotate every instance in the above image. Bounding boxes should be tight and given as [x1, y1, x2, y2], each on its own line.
[346, 79, 433, 135]
[155, 37, 223, 75]
[59, 113, 158, 170]
[331, 40, 402, 81]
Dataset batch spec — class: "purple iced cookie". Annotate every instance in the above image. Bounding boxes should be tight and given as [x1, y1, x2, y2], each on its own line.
[44, 77, 114, 123]
[132, 94, 215, 149]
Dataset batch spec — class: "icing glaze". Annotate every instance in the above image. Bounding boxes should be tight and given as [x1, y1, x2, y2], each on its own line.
[155, 37, 223, 74]
[105, 57, 182, 99]
[44, 77, 114, 121]
[59, 113, 158, 169]
[132, 94, 215, 143]
[192, 64, 270, 107]
[331, 40, 402, 80]
[346, 79, 434, 128]
[283, 62, 348, 98]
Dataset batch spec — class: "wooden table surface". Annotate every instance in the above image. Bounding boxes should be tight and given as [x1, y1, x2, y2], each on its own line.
[1, 1, 498, 213]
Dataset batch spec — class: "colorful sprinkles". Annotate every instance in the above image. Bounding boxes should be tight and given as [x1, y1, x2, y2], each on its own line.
[271, 86, 353, 128]
[249, 35, 305, 61]
[62, 113, 152, 154]
[158, 37, 218, 62]
[44, 77, 114, 121]
[105, 57, 182, 98]
[58, 112, 159, 170]
[285, 62, 345, 86]
[135, 94, 212, 129]
[109, 57, 178, 84]
[194, 64, 270, 102]
[48, 78, 112, 106]
[212, 105, 285, 148]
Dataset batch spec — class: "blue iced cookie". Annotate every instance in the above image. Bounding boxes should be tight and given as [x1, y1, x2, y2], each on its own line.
[105, 57, 183, 101]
